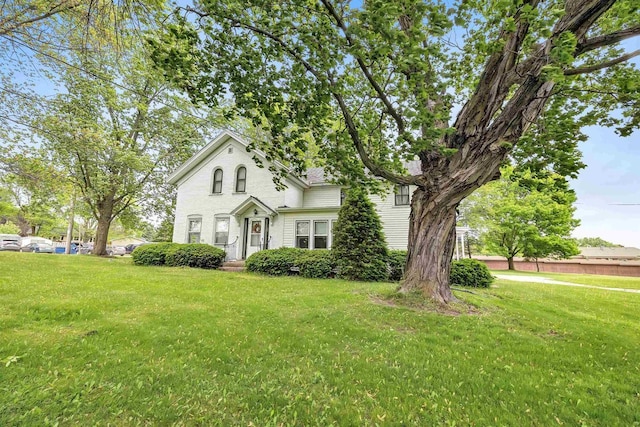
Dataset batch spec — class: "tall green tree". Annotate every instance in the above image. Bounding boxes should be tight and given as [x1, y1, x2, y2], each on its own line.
[153, 1, 639, 302]
[37, 39, 211, 255]
[461, 168, 579, 270]
[332, 187, 389, 282]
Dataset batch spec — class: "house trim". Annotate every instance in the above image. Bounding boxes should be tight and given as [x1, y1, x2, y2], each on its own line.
[230, 196, 278, 217]
[168, 130, 309, 189]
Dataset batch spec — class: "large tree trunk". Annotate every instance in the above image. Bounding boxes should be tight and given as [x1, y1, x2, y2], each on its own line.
[92, 195, 115, 256]
[399, 187, 459, 304]
[507, 257, 515, 270]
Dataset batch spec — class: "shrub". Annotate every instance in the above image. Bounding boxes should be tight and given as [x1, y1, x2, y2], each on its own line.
[246, 247, 306, 276]
[449, 258, 494, 288]
[165, 244, 226, 269]
[332, 187, 389, 281]
[297, 250, 336, 279]
[131, 243, 180, 266]
[387, 250, 407, 282]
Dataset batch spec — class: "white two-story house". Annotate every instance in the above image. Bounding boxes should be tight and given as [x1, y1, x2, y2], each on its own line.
[169, 130, 467, 260]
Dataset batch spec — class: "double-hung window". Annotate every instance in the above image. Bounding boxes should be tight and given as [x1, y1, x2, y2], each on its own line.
[295, 221, 309, 249]
[314, 221, 328, 249]
[395, 185, 410, 206]
[235, 166, 247, 193]
[187, 217, 202, 243]
[212, 169, 223, 194]
[214, 217, 229, 245]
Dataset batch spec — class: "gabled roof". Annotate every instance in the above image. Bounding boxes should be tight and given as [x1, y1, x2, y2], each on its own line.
[167, 130, 308, 188]
[168, 129, 424, 187]
[229, 196, 278, 217]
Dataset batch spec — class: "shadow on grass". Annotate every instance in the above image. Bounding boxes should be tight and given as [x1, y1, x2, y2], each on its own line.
[369, 289, 484, 316]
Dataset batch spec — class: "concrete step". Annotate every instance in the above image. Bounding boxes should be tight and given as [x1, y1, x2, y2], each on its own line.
[222, 260, 246, 268]
[219, 266, 246, 272]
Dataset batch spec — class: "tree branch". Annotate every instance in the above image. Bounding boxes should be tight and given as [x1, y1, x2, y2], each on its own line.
[319, 0, 412, 145]
[576, 25, 640, 55]
[332, 91, 419, 186]
[0, 1, 79, 36]
[565, 49, 640, 75]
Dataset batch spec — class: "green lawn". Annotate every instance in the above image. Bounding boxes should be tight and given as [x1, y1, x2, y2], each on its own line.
[494, 268, 640, 290]
[1, 253, 639, 426]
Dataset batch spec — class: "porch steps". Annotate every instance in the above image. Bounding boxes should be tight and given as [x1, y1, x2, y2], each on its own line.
[219, 260, 246, 272]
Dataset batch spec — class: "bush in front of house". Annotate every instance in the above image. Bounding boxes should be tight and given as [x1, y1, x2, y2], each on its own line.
[246, 247, 306, 276]
[332, 187, 389, 282]
[165, 244, 226, 269]
[297, 250, 336, 279]
[449, 258, 494, 288]
[131, 242, 180, 266]
[387, 250, 407, 282]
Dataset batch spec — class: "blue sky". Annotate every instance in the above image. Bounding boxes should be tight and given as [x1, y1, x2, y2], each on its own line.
[571, 124, 640, 247]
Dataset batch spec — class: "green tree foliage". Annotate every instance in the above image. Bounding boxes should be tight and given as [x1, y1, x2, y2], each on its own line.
[576, 237, 622, 247]
[0, 222, 20, 234]
[332, 188, 388, 281]
[0, 153, 70, 237]
[462, 168, 580, 270]
[152, 1, 639, 302]
[32, 31, 212, 255]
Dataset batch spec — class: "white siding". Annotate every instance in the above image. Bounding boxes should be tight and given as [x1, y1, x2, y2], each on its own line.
[172, 139, 293, 258]
[369, 186, 414, 251]
[283, 185, 303, 208]
[302, 186, 341, 208]
[281, 211, 340, 249]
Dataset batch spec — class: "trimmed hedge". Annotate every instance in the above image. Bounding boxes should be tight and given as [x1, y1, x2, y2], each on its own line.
[246, 248, 306, 276]
[165, 244, 226, 269]
[246, 248, 337, 279]
[297, 250, 336, 279]
[387, 250, 407, 282]
[450, 258, 494, 288]
[131, 243, 180, 266]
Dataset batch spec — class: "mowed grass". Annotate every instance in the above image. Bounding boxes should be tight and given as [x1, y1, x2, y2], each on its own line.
[1, 253, 639, 426]
[495, 268, 640, 290]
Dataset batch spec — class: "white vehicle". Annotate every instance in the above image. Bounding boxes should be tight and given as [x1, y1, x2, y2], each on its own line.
[0, 234, 22, 251]
[20, 237, 53, 247]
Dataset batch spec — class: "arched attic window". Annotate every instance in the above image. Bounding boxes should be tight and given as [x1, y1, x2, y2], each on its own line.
[235, 166, 247, 193]
[212, 168, 223, 194]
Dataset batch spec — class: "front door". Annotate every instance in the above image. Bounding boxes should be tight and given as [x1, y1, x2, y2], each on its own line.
[245, 218, 264, 258]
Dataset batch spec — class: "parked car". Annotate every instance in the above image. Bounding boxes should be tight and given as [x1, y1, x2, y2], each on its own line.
[78, 243, 94, 255]
[125, 243, 140, 254]
[0, 234, 21, 251]
[21, 242, 55, 253]
[107, 245, 126, 256]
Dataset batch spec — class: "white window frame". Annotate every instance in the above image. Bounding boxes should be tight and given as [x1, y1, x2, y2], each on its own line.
[395, 185, 410, 206]
[235, 166, 247, 193]
[313, 220, 328, 249]
[214, 217, 230, 245]
[187, 216, 202, 243]
[212, 168, 223, 194]
[295, 220, 310, 249]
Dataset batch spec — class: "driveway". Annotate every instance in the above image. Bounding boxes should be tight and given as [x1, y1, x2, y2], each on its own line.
[494, 274, 640, 294]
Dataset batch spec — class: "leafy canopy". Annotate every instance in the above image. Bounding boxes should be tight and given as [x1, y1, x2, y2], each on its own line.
[150, 0, 640, 190]
[461, 167, 580, 261]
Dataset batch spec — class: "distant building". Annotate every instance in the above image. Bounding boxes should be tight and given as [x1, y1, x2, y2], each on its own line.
[573, 247, 640, 261]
